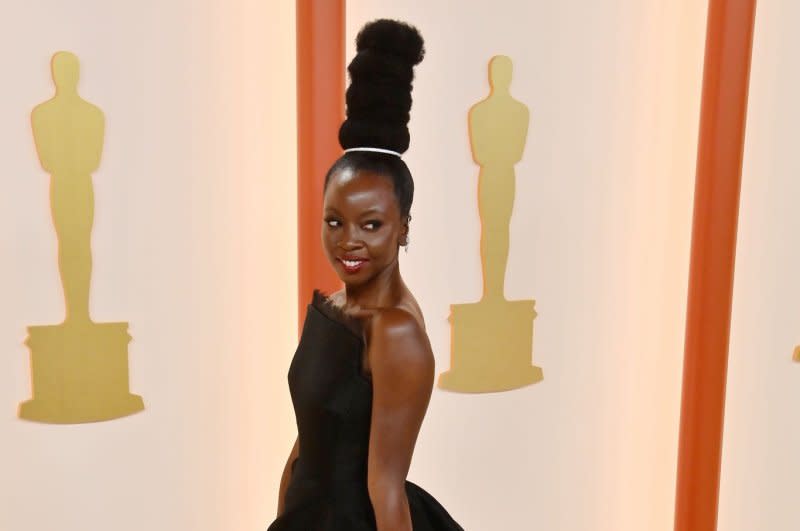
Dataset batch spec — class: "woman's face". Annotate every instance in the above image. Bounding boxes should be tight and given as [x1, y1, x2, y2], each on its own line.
[322, 167, 407, 286]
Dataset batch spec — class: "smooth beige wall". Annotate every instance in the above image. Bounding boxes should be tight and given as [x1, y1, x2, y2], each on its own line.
[0, 2, 297, 530]
[347, 2, 706, 530]
[719, 2, 800, 530]
[1, 1, 716, 530]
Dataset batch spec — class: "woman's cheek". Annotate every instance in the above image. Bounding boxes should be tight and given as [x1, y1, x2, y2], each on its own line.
[369, 232, 393, 250]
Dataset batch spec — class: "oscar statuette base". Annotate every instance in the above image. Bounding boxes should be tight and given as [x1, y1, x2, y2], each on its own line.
[19, 321, 144, 423]
[438, 298, 542, 393]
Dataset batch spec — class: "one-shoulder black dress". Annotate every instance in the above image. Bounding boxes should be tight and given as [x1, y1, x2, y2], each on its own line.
[267, 289, 463, 531]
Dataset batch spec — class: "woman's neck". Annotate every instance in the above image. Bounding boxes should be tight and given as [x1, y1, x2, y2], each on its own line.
[343, 263, 405, 310]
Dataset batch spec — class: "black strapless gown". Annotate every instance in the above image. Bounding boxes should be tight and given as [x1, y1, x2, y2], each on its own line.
[267, 289, 463, 531]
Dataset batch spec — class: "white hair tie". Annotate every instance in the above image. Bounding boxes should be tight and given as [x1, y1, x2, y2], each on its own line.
[343, 147, 402, 157]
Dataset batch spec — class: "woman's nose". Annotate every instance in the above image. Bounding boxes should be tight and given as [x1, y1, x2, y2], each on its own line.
[338, 239, 361, 251]
[338, 238, 363, 251]
[337, 225, 363, 249]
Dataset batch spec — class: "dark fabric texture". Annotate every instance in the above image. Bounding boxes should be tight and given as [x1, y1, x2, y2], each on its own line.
[267, 289, 464, 531]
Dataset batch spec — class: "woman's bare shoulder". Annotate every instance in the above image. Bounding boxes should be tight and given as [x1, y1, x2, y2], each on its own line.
[366, 306, 432, 371]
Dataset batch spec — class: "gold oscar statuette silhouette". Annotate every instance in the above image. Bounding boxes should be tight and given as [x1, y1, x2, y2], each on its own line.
[793, 346, 799, 362]
[438, 55, 543, 393]
[19, 51, 144, 423]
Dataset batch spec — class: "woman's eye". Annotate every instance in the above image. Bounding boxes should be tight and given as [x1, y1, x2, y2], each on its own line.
[325, 219, 381, 230]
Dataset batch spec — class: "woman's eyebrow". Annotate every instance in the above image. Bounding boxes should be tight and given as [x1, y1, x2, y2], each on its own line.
[323, 207, 385, 216]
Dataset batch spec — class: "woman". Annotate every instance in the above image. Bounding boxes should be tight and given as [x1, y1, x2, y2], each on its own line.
[267, 19, 463, 531]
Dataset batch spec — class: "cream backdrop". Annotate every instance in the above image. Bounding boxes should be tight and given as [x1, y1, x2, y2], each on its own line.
[347, 2, 706, 530]
[1, 1, 297, 531]
[719, 2, 800, 530]
[0, 1, 711, 531]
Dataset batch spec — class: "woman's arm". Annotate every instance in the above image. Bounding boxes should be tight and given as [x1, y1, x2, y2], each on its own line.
[276, 436, 299, 518]
[365, 309, 435, 531]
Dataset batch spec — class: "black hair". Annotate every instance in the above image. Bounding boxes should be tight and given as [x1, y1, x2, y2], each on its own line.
[323, 19, 425, 222]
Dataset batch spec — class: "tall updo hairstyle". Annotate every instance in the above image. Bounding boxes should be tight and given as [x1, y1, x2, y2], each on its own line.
[323, 19, 425, 246]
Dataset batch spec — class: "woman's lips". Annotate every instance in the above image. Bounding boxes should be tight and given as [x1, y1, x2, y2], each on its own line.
[338, 257, 368, 274]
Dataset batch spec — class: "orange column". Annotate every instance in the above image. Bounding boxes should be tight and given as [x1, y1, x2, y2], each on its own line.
[296, 0, 345, 334]
[674, 1, 757, 530]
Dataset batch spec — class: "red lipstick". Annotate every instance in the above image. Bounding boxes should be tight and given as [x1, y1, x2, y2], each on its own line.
[338, 255, 369, 274]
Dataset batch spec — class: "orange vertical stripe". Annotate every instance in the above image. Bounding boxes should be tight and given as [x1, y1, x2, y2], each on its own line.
[296, 0, 345, 335]
[675, 1, 757, 530]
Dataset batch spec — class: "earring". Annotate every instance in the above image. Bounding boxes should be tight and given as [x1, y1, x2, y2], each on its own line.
[404, 215, 411, 253]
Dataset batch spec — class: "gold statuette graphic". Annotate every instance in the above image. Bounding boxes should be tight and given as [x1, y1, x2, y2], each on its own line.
[793, 346, 799, 362]
[19, 51, 144, 423]
[438, 56, 543, 393]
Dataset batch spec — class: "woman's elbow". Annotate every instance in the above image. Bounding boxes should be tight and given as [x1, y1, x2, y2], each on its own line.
[368, 481, 412, 530]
